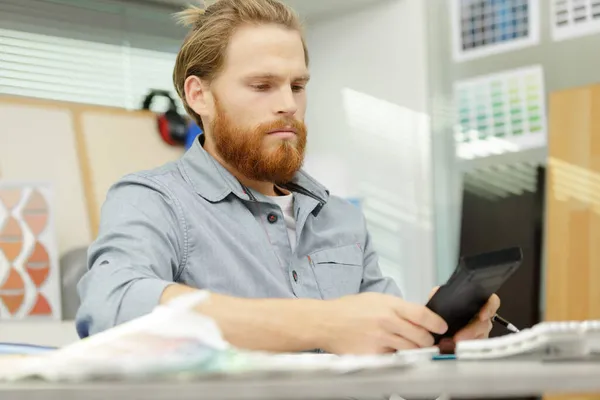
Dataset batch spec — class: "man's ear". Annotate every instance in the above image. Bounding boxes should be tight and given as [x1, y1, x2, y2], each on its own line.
[184, 75, 213, 119]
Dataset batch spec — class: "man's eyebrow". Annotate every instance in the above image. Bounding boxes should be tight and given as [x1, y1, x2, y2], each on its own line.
[295, 74, 311, 82]
[244, 73, 311, 82]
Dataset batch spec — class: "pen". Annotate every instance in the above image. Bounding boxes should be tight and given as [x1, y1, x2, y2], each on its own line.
[493, 314, 520, 333]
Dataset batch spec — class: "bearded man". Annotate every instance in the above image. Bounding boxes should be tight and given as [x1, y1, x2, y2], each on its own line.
[76, 0, 499, 354]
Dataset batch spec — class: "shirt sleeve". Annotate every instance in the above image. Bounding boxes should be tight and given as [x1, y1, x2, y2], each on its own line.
[75, 174, 186, 338]
[359, 219, 403, 297]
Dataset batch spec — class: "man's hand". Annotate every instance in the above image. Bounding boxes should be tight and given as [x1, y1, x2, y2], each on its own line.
[454, 294, 500, 341]
[428, 286, 501, 341]
[318, 292, 448, 354]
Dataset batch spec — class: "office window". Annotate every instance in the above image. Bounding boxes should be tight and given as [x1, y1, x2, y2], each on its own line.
[0, 0, 184, 110]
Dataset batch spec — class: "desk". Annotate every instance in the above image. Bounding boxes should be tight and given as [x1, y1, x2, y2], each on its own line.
[1, 360, 600, 400]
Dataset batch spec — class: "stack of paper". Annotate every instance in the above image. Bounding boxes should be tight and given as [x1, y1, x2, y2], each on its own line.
[0, 292, 437, 383]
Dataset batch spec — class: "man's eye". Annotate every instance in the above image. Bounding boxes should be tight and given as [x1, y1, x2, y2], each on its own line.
[252, 84, 270, 91]
[292, 85, 305, 92]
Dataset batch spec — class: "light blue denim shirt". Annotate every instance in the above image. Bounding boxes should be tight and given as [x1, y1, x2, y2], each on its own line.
[76, 136, 401, 337]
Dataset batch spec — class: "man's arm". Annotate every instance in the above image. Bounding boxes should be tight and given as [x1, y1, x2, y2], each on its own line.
[161, 284, 330, 352]
[160, 284, 446, 354]
[75, 175, 184, 337]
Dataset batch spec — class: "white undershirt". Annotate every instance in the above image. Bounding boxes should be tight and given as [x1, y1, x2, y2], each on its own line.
[268, 193, 296, 252]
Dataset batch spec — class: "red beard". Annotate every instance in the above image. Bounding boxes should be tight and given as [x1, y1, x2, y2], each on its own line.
[211, 99, 307, 184]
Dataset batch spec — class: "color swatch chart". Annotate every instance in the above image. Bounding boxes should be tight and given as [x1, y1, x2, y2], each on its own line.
[552, 0, 600, 41]
[454, 65, 547, 159]
[0, 185, 61, 320]
[452, 0, 539, 61]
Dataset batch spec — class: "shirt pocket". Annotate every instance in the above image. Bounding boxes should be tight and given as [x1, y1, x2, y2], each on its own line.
[308, 244, 364, 300]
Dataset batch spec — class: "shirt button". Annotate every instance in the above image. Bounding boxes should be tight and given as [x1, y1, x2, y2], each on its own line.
[292, 270, 298, 282]
[267, 213, 278, 224]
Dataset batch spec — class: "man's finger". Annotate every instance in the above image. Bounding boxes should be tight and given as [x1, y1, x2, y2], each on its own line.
[397, 302, 448, 335]
[479, 294, 501, 321]
[384, 334, 420, 351]
[475, 320, 493, 340]
[382, 317, 435, 348]
[454, 320, 481, 341]
[456, 319, 493, 341]
[428, 286, 440, 300]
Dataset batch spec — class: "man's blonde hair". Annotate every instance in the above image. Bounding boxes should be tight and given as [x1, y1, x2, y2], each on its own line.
[173, 0, 308, 128]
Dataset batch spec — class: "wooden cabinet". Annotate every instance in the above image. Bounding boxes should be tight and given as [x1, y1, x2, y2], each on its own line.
[545, 84, 600, 400]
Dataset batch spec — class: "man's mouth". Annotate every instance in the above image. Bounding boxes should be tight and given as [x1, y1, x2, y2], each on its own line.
[267, 127, 297, 139]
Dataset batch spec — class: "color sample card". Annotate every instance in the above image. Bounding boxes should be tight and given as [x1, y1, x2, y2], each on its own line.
[452, 0, 540, 62]
[551, 0, 600, 41]
[0, 183, 61, 321]
[454, 65, 546, 160]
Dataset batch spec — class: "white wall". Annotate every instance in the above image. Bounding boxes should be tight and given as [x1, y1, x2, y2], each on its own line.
[304, 0, 435, 302]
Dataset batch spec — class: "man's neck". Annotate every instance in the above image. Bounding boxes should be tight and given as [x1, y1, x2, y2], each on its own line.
[203, 137, 282, 197]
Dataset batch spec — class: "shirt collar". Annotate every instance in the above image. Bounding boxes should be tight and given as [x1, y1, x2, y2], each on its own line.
[179, 135, 329, 204]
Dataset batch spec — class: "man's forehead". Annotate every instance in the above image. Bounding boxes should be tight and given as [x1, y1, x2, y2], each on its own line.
[224, 24, 307, 74]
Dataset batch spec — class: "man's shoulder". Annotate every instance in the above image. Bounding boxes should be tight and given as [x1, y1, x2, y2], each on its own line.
[126, 160, 181, 183]
[105, 160, 187, 206]
[112, 160, 183, 191]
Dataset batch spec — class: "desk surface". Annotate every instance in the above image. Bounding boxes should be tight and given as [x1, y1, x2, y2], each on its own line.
[1, 360, 600, 400]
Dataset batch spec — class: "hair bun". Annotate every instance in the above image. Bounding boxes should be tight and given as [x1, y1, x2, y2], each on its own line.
[174, 5, 207, 28]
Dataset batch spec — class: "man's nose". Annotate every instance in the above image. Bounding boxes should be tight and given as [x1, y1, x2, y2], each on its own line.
[276, 86, 298, 116]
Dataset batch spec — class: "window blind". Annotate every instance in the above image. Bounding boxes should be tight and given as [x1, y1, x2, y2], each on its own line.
[0, 0, 186, 111]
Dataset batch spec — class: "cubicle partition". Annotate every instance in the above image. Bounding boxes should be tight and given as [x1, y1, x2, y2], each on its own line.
[0, 95, 184, 252]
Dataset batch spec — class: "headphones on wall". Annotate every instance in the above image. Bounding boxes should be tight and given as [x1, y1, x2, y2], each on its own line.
[142, 89, 189, 146]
